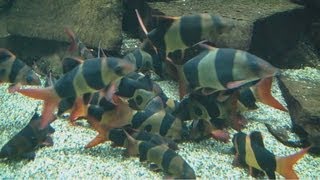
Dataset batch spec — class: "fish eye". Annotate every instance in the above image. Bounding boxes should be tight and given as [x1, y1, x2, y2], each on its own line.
[144, 124, 152, 132]
[26, 75, 34, 84]
[0, 51, 11, 61]
[114, 66, 123, 75]
[135, 95, 143, 105]
[193, 106, 202, 116]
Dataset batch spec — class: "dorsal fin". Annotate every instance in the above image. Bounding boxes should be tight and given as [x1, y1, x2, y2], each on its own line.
[62, 57, 84, 74]
[135, 9, 148, 36]
[64, 27, 77, 52]
[249, 131, 265, 148]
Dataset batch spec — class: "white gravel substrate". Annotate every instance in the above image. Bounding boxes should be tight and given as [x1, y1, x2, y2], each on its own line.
[0, 67, 320, 179]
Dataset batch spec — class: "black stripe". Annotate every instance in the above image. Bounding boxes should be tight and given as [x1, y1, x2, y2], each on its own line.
[195, 94, 220, 118]
[87, 105, 104, 121]
[139, 142, 154, 162]
[251, 142, 277, 172]
[82, 59, 105, 90]
[54, 67, 77, 98]
[246, 52, 262, 77]
[99, 98, 116, 111]
[183, 50, 209, 90]
[233, 132, 247, 165]
[131, 110, 155, 129]
[161, 149, 177, 172]
[132, 50, 143, 70]
[239, 88, 257, 109]
[159, 113, 176, 136]
[108, 129, 127, 147]
[180, 15, 202, 46]
[9, 58, 26, 83]
[148, 16, 174, 53]
[57, 97, 76, 115]
[215, 49, 235, 88]
[0, 49, 12, 63]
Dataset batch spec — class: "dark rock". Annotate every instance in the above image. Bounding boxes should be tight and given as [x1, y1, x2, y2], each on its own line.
[277, 74, 320, 154]
[6, 0, 123, 51]
[144, 0, 316, 68]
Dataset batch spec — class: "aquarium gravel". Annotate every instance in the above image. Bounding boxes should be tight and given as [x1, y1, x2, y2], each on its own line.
[0, 68, 320, 179]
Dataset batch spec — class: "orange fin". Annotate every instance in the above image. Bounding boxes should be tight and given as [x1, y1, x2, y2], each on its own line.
[64, 27, 77, 52]
[69, 97, 88, 122]
[152, 14, 179, 20]
[16, 87, 61, 129]
[276, 146, 311, 179]
[85, 134, 107, 149]
[211, 129, 230, 143]
[255, 77, 287, 112]
[8, 83, 21, 93]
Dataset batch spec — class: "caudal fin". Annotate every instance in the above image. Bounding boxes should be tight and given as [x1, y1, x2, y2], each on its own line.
[69, 96, 88, 122]
[85, 134, 107, 149]
[16, 87, 61, 129]
[276, 147, 311, 179]
[255, 77, 287, 112]
[64, 28, 77, 52]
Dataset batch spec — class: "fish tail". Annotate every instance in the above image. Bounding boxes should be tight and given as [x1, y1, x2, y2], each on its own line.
[64, 27, 77, 52]
[69, 97, 88, 122]
[276, 146, 311, 179]
[16, 87, 60, 129]
[211, 129, 230, 143]
[85, 134, 107, 149]
[255, 77, 287, 111]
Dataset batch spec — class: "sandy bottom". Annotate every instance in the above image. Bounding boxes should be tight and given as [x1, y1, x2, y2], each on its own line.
[0, 67, 319, 179]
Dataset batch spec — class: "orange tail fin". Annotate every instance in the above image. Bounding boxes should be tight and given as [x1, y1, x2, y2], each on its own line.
[64, 27, 77, 52]
[69, 97, 88, 122]
[85, 134, 107, 149]
[255, 77, 287, 112]
[16, 87, 61, 129]
[276, 147, 311, 179]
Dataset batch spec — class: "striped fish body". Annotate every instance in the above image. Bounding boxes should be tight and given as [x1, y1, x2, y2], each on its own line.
[124, 48, 163, 74]
[0, 113, 54, 160]
[130, 97, 183, 141]
[109, 128, 178, 150]
[238, 87, 259, 110]
[149, 14, 235, 56]
[232, 131, 309, 179]
[183, 48, 279, 93]
[54, 57, 134, 99]
[131, 109, 183, 141]
[57, 92, 98, 116]
[0, 48, 40, 85]
[233, 132, 276, 178]
[137, 141, 196, 179]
